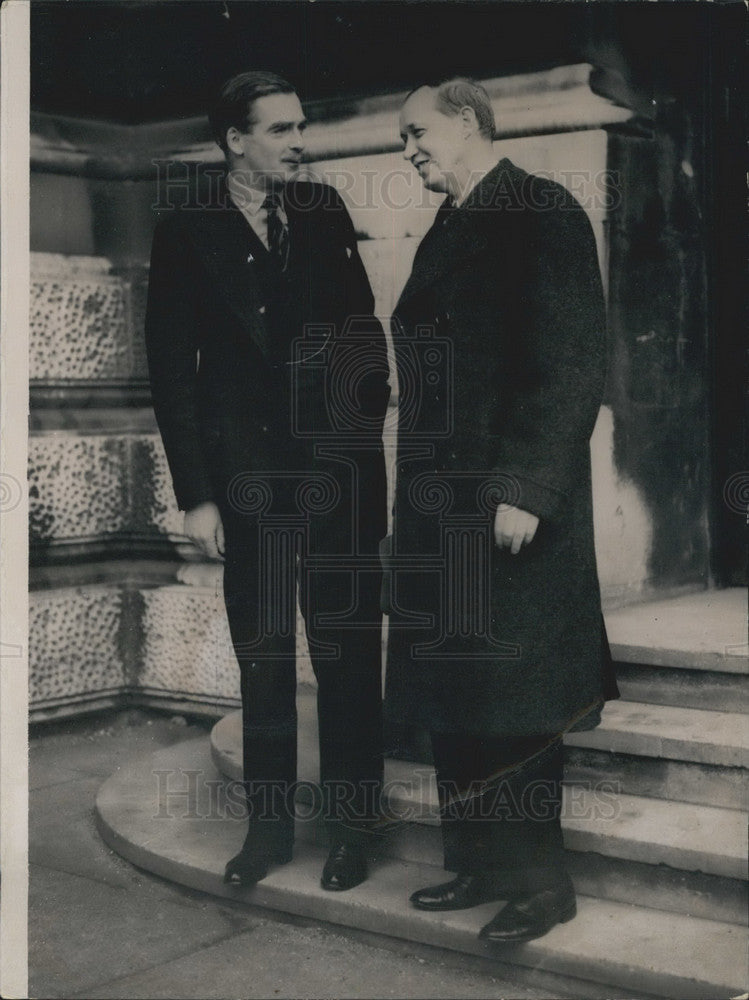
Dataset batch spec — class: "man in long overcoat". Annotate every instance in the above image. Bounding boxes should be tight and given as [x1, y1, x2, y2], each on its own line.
[386, 79, 618, 941]
[146, 71, 390, 891]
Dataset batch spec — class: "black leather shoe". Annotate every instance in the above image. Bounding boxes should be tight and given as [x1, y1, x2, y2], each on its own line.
[479, 881, 577, 943]
[321, 843, 368, 891]
[223, 851, 269, 886]
[410, 873, 511, 911]
[223, 847, 292, 887]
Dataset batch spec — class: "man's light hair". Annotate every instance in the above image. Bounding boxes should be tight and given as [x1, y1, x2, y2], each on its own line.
[432, 78, 496, 140]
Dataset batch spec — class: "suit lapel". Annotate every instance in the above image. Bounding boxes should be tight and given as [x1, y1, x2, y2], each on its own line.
[189, 198, 275, 362]
[395, 159, 510, 312]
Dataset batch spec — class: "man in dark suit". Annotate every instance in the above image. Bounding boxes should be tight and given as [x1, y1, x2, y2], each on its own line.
[146, 71, 390, 891]
[386, 79, 618, 941]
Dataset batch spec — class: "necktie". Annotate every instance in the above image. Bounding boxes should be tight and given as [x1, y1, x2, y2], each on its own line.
[263, 192, 290, 270]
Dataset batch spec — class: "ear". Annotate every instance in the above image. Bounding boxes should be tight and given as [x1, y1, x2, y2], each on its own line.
[225, 126, 245, 156]
[459, 105, 478, 137]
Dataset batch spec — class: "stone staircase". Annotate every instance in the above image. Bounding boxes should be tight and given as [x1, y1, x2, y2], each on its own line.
[96, 589, 748, 999]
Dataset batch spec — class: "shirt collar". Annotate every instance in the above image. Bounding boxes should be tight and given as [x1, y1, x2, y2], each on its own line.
[226, 171, 276, 218]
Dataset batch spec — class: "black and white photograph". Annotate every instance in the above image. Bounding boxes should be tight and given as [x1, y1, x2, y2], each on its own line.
[1, 1, 746, 997]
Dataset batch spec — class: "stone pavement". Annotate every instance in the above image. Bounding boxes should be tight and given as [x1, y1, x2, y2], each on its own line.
[29, 711, 558, 1000]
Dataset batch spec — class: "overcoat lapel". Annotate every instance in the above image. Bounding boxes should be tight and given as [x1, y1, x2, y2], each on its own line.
[395, 159, 511, 311]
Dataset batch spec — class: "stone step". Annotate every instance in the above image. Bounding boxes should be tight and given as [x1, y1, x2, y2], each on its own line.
[604, 588, 748, 676]
[375, 759, 748, 879]
[306, 817, 745, 926]
[565, 700, 749, 769]
[214, 694, 749, 780]
[95, 738, 748, 1000]
[565, 745, 745, 810]
[369, 757, 748, 881]
[564, 700, 749, 808]
[614, 660, 749, 713]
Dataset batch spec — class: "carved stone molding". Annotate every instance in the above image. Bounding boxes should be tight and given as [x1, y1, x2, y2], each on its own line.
[32, 64, 632, 180]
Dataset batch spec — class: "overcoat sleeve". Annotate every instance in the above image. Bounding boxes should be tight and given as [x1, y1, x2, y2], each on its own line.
[492, 182, 607, 523]
[145, 214, 215, 512]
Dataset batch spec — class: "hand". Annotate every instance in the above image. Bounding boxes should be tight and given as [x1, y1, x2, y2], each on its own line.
[494, 504, 539, 555]
[184, 501, 225, 560]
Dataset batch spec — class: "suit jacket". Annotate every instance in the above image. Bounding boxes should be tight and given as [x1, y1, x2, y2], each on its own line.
[386, 158, 618, 738]
[145, 180, 390, 550]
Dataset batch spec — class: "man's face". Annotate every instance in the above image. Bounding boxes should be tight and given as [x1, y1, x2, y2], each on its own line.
[399, 87, 464, 193]
[227, 92, 307, 190]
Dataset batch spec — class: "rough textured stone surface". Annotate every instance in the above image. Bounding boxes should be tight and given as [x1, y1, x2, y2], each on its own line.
[29, 579, 322, 714]
[562, 789, 748, 880]
[29, 434, 130, 543]
[31, 274, 130, 380]
[29, 432, 183, 546]
[30, 252, 149, 382]
[139, 583, 318, 699]
[30, 586, 126, 704]
[130, 433, 183, 535]
[139, 585, 239, 701]
[116, 264, 150, 379]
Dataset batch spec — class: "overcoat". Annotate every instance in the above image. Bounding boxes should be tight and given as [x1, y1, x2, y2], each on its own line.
[145, 179, 390, 562]
[385, 158, 618, 738]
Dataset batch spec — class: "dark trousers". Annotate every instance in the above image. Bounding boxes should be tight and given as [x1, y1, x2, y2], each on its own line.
[430, 732, 567, 894]
[222, 506, 384, 860]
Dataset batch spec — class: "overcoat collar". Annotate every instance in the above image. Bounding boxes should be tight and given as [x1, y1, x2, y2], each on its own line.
[395, 157, 513, 311]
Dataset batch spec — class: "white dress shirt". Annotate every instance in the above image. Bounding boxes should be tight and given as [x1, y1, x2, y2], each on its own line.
[226, 172, 287, 251]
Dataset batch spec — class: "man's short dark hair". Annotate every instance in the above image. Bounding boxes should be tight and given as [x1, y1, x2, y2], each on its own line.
[409, 78, 496, 140]
[209, 70, 296, 153]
